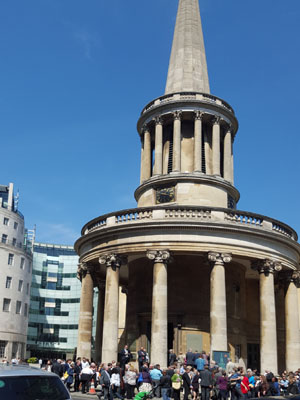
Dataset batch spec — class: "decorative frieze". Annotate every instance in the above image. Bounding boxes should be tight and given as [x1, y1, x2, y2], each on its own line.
[147, 250, 170, 264]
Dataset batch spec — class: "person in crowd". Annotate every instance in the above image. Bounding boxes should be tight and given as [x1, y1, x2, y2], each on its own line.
[193, 350, 201, 368]
[100, 365, 112, 400]
[44, 360, 52, 372]
[110, 367, 124, 400]
[65, 362, 75, 391]
[138, 366, 152, 393]
[74, 359, 82, 393]
[160, 369, 172, 400]
[280, 374, 289, 395]
[150, 364, 163, 397]
[186, 349, 194, 367]
[226, 358, 235, 376]
[217, 370, 228, 400]
[123, 365, 137, 400]
[200, 365, 213, 400]
[119, 345, 132, 369]
[80, 363, 94, 394]
[177, 352, 185, 365]
[230, 368, 242, 400]
[138, 347, 147, 372]
[171, 368, 182, 400]
[287, 375, 300, 395]
[191, 369, 200, 400]
[81, 357, 90, 368]
[258, 375, 269, 397]
[168, 349, 177, 366]
[195, 354, 206, 372]
[182, 366, 192, 400]
[52, 359, 63, 378]
[240, 373, 250, 399]
[272, 377, 281, 396]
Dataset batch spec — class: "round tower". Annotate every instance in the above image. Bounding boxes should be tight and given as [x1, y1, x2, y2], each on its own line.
[136, 0, 239, 209]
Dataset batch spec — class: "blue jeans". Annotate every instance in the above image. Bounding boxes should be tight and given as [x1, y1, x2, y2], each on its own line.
[161, 388, 170, 400]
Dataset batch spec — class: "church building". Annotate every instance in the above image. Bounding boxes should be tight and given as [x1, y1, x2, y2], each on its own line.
[75, 0, 300, 373]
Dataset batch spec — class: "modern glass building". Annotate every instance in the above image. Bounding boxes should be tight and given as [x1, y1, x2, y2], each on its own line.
[27, 242, 83, 360]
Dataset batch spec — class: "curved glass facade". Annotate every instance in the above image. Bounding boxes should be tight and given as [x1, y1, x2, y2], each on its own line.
[27, 242, 83, 360]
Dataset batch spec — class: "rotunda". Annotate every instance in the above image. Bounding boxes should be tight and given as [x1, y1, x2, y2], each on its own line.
[75, 0, 300, 373]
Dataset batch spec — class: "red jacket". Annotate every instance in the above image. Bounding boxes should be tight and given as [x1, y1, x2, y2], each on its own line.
[241, 376, 250, 394]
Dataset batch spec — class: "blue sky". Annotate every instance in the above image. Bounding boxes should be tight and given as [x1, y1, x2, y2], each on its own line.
[1, 0, 300, 245]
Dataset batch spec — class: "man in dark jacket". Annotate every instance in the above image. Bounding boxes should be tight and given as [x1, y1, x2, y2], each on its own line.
[74, 360, 82, 392]
[168, 349, 177, 366]
[119, 344, 132, 369]
[200, 365, 213, 400]
[160, 369, 172, 400]
[182, 367, 192, 400]
[185, 349, 194, 367]
[138, 347, 147, 371]
[52, 359, 63, 377]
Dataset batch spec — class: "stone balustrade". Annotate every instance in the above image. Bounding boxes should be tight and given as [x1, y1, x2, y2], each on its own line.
[141, 92, 234, 115]
[83, 206, 297, 241]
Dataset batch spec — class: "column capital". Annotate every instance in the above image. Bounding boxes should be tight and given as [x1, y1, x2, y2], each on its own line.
[208, 252, 232, 265]
[194, 110, 204, 120]
[173, 110, 182, 120]
[77, 262, 93, 281]
[212, 115, 221, 125]
[278, 270, 300, 288]
[153, 116, 163, 125]
[225, 123, 233, 134]
[147, 250, 170, 264]
[142, 124, 150, 134]
[251, 259, 282, 276]
[99, 253, 127, 270]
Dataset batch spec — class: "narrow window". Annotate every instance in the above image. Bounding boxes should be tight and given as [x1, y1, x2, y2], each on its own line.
[18, 280, 23, 292]
[3, 218, 9, 226]
[24, 303, 28, 317]
[20, 258, 25, 269]
[26, 283, 29, 295]
[5, 277, 12, 289]
[12, 238, 17, 246]
[1, 234, 7, 244]
[14, 222, 18, 230]
[8, 254, 14, 265]
[3, 298, 11, 312]
[16, 301, 22, 314]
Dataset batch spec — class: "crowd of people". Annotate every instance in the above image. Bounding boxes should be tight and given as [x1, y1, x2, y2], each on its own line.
[38, 347, 300, 399]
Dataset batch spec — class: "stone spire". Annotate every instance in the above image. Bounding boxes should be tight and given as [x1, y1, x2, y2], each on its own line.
[165, 0, 210, 95]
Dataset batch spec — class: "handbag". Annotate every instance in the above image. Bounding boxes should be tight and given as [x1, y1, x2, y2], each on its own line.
[172, 381, 181, 390]
[63, 371, 69, 380]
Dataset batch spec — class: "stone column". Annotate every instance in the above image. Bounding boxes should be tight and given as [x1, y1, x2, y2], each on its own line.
[284, 271, 300, 371]
[99, 254, 126, 363]
[172, 111, 182, 172]
[140, 126, 152, 183]
[153, 117, 163, 175]
[95, 281, 105, 361]
[194, 111, 203, 172]
[208, 252, 231, 355]
[253, 259, 281, 374]
[223, 126, 233, 183]
[212, 117, 221, 175]
[147, 250, 170, 367]
[77, 263, 94, 360]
